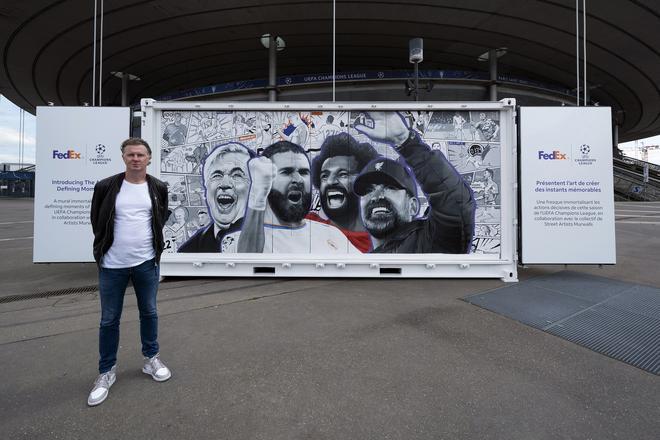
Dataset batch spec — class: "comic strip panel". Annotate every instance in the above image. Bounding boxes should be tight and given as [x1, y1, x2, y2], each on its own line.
[161, 111, 191, 148]
[469, 111, 500, 142]
[163, 205, 200, 253]
[425, 111, 473, 141]
[471, 223, 501, 255]
[161, 174, 190, 208]
[472, 168, 501, 207]
[187, 111, 233, 144]
[445, 141, 501, 173]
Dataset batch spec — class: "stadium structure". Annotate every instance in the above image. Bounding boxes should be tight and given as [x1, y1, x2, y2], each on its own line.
[1, 0, 659, 142]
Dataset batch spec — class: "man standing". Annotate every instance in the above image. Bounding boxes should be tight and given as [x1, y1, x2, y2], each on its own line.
[353, 112, 475, 253]
[473, 112, 500, 141]
[238, 141, 358, 253]
[481, 168, 499, 205]
[318, 114, 343, 138]
[185, 143, 208, 173]
[309, 133, 379, 252]
[162, 112, 187, 146]
[452, 112, 466, 140]
[178, 143, 253, 252]
[88, 138, 171, 406]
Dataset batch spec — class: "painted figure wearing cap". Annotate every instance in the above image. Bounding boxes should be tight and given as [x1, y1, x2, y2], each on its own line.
[354, 157, 419, 245]
[353, 112, 475, 253]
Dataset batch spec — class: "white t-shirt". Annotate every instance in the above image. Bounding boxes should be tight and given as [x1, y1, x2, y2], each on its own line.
[102, 180, 155, 268]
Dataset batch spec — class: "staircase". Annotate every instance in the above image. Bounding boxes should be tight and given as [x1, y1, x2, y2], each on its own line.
[613, 156, 660, 201]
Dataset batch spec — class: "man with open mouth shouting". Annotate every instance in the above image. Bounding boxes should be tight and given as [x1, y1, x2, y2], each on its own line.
[353, 112, 476, 254]
[309, 133, 379, 253]
[237, 141, 359, 254]
[178, 143, 254, 252]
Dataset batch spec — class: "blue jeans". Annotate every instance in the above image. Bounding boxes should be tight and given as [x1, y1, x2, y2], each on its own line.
[98, 258, 160, 373]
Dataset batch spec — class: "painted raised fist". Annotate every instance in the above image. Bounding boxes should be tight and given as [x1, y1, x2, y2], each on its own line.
[247, 156, 277, 211]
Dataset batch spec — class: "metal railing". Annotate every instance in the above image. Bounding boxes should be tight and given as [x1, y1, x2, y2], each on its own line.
[613, 167, 660, 201]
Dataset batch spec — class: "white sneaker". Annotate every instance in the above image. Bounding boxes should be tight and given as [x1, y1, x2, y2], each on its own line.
[142, 354, 171, 382]
[87, 365, 116, 406]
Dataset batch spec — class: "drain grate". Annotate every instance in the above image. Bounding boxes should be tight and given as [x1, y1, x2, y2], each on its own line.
[464, 271, 660, 375]
[0, 285, 99, 304]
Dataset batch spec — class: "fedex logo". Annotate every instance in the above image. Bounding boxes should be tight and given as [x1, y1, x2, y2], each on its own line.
[538, 150, 567, 160]
[52, 149, 81, 159]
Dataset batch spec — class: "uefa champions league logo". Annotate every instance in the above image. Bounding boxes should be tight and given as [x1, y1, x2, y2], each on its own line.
[579, 144, 591, 158]
[89, 143, 111, 165]
[574, 143, 596, 165]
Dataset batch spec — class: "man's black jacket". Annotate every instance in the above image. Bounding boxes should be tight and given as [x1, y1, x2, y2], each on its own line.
[90, 172, 169, 265]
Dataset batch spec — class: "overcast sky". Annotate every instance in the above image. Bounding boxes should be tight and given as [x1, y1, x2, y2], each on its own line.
[0, 94, 658, 165]
[0, 95, 36, 165]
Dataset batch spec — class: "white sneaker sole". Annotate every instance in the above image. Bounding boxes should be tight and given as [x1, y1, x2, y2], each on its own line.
[142, 367, 171, 382]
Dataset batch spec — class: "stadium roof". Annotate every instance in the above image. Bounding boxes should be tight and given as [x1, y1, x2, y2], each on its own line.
[1, 0, 659, 141]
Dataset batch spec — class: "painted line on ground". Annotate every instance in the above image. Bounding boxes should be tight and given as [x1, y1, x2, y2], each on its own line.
[0, 236, 33, 242]
[0, 221, 34, 225]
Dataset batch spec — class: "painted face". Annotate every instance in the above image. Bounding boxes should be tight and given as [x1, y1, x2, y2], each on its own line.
[174, 208, 186, 223]
[268, 151, 311, 223]
[198, 212, 209, 227]
[479, 113, 486, 121]
[204, 151, 250, 228]
[319, 155, 360, 222]
[122, 144, 150, 173]
[360, 183, 416, 239]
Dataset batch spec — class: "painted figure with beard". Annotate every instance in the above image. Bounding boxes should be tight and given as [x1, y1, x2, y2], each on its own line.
[308, 133, 378, 252]
[178, 143, 254, 252]
[237, 141, 359, 253]
[352, 112, 475, 253]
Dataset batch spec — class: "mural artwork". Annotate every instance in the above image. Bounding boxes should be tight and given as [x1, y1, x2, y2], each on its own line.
[159, 110, 502, 255]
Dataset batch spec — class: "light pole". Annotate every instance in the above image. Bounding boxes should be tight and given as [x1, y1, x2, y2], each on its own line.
[110, 72, 141, 106]
[261, 34, 286, 102]
[478, 48, 507, 101]
[409, 38, 423, 102]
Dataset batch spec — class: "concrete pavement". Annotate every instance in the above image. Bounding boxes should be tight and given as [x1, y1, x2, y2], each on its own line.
[1, 198, 659, 439]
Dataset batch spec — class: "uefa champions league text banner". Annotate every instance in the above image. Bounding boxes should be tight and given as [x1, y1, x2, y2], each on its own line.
[33, 107, 130, 262]
[520, 107, 616, 264]
[143, 100, 519, 280]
